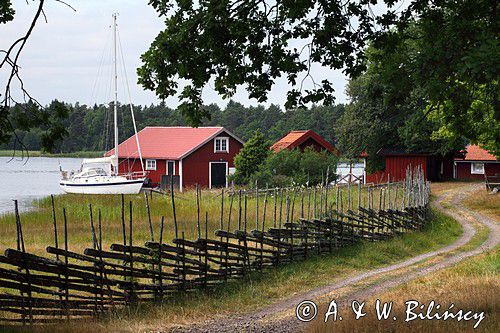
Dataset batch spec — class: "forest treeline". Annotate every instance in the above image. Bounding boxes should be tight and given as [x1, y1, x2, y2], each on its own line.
[0, 100, 345, 153]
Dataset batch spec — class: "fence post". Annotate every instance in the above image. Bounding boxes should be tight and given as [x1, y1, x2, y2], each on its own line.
[50, 195, 64, 319]
[88, 204, 99, 316]
[158, 216, 164, 300]
[62, 208, 70, 321]
[260, 187, 268, 270]
[144, 191, 154, 241]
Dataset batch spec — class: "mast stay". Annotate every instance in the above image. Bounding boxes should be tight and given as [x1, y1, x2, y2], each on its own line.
[112, 12, 144, 175]
[112, 13, 119, 175]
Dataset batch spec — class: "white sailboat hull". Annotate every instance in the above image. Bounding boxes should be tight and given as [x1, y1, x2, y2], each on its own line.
[60, 177, 144, 195]
[59, 15, 146, 196]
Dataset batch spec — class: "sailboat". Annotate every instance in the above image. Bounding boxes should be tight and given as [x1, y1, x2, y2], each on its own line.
[60, 14, 146, 195]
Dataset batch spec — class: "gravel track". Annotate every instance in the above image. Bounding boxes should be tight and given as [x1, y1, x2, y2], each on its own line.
[168, 184, 498, 333]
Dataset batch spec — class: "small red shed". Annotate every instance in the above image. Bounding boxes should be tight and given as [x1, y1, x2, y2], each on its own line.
[105, 127, 244, 190]
[364, 148, 455, 184]
[453, 145, 499, 180]
[271, 130, 338, 154]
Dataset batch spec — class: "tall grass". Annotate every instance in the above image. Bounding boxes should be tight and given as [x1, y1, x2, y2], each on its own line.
[463, 188, 500, 219]
[0, 184, 405, 254]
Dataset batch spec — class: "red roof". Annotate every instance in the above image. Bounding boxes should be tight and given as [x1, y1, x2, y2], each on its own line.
[271, 130, 337, 154]
[456, 145, 497, 161]
[105, 127, 242, 160]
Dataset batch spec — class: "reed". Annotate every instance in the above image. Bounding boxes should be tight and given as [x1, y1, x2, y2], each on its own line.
[0, 184, 403, 255]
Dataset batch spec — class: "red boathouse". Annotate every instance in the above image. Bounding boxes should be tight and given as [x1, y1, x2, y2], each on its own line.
[106, 127, 244, 190]
[364, 148, 455, 183]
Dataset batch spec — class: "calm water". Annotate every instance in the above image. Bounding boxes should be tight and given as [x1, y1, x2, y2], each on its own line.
[0, 157, 82, 215]
[0, 158, 366, 215]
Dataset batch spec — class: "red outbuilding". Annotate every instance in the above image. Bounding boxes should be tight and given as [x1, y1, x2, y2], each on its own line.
[364, 148, 455, 184]
[453, 145, 499, 180]
[271, 130, 339, 154]
[106, 127, 244, 190]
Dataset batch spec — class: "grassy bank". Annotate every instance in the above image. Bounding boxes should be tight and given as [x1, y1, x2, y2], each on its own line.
[0, 150, 104, 158]
[308, 249, 499, 332]
[0, 185, 403, 254]
[463, 188, 500, 221]
[14, 208, 462, 332]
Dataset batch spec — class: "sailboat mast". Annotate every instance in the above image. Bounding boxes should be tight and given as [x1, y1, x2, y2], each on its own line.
[112, 13, 119, 175]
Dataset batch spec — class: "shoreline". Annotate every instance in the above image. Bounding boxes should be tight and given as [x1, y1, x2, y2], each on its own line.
[0, 150, 104, 158]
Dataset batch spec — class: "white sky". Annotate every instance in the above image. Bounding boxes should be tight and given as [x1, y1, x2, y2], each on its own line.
[2, 0, 349, 108]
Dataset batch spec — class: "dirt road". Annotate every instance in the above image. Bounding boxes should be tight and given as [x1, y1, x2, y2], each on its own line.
[170, 183, 498, 333]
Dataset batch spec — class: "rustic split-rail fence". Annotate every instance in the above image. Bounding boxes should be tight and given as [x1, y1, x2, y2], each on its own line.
[0, 168, 430, 326]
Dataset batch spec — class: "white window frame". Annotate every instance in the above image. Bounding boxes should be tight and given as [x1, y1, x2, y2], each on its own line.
[145, 159, 157, 171]
[471, 162, 484, 175]
[214, 137, 229, 153]
[166, 160, 175, 175]
[209, 161, 228, 189]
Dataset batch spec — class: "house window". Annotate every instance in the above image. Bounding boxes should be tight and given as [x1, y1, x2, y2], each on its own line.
[214, 137, 229, 153]
[167, 161, 175, 175]
[471, 162, 484, 175]
[145, 159, 157, 171]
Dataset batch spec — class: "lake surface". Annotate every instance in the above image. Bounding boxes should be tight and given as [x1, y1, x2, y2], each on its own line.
[0, 157, 367, 215]
[0, 157, 82, 215]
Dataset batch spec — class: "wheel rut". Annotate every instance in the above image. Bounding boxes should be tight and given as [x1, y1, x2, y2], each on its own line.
[168, 184, 498, 333]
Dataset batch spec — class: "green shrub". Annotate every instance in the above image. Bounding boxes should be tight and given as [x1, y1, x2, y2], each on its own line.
[232, 130, 271, 184]
[249, 147, 338, 187]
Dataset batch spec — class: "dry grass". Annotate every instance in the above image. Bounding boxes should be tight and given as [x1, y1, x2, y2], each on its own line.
[463, 189, 500, 222]
[430, 181, 470, 196]
[0, 185, 402, 255]
[0, 209, 462, 332]
[307, 250, 500, 333]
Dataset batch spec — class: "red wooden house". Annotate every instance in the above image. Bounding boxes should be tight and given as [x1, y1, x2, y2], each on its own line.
[364, 148, 455, 184]
[453, 145, 499, 180]
[271, 130, 338, 154]
[106, 127, 244, 190]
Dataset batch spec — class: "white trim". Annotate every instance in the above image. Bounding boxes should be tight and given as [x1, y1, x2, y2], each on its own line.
[363, 158, 367, 184]
[145, 159, 156, 171]
[220, 128, 244, 145]
[453, 161, 457, 179]
[166, 160, 175, 175]
[471, 162, 485, 175]
[209, 161, 228, 189]
[214, 136, 230, 153]
[178, 128, 244, 159]
[179, 159, 183, 192]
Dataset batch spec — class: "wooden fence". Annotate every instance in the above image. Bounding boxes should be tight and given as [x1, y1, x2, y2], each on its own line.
[0, 168, 430, 325]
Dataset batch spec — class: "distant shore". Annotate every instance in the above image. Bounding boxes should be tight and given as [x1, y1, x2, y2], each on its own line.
[0, 150, 104, 158]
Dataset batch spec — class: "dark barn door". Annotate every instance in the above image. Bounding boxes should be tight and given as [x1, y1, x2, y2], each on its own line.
[210, 163, 227, 188]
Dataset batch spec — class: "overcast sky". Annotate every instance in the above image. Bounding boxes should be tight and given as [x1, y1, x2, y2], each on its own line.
[3, 0, 349, 109]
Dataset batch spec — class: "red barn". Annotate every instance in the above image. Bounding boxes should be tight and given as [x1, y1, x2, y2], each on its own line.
[271, 130, 338, 154]
[453, 145, 499, 180]
[106, 127, 244, 190]
[364, 148, 455, 184]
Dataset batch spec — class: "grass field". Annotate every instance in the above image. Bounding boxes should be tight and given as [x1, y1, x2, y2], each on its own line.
[463, 188, 500, 220]
[0, 150, 104, 158]
[3, 208, 461, 332]
[308, 249, 499, 333]
[0, 184, 402, 254]
[0, 181, 456, 332]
